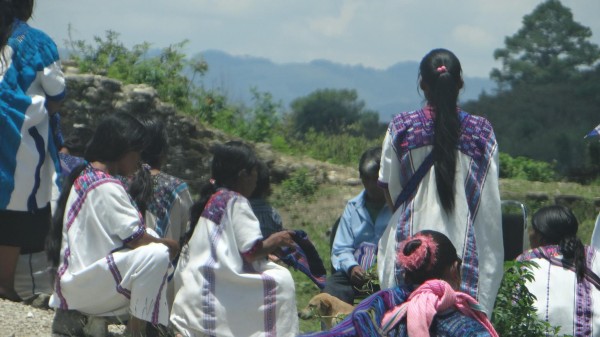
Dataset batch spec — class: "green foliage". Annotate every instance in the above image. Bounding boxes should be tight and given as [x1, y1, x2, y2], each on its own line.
[280, 168, 319, 199]
[491, 0, 600, 87]
[284, 129, 383, 166]
[492, 260, 564, 337]
[289, 88, 385, 138]
[67, 29, 207, 111]
[499, 152, 558, 182]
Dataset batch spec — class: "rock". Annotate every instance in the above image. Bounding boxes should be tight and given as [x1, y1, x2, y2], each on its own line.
[60, 73, 358, 195]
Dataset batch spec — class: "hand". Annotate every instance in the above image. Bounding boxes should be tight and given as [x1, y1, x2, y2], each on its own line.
[161, 238, 180, 261]
[350, 266, 366, 287]
[263, 230, 295, 251]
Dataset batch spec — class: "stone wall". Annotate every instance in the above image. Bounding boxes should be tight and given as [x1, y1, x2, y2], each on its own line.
[59, 71, 357, 195]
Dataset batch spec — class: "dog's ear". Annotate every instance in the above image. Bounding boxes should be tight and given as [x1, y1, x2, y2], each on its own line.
[319, 298, 332, 314]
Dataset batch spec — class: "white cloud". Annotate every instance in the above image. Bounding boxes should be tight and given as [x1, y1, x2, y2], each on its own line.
[308, 2, 361, 38]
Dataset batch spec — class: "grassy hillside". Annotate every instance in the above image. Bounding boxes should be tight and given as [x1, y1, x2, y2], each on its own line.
[272, 178, 599, 333]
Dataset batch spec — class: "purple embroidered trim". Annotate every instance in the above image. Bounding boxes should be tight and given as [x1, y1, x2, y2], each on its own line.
[106, 254, 131, 299]
[202, 189, 238, 225]
[202, 211, 227, 335]
[574, 247, 594, 337]
[152, 262, 169, 325]
[262, 273, 277, 337]
[122, 224, 145, 245]
[54, 247, 71, 310]
[390, 109, 495, 162]
[241, 239, 263, 260]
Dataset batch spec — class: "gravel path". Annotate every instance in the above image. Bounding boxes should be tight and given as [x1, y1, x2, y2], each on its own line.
[0, 298, 127, 337]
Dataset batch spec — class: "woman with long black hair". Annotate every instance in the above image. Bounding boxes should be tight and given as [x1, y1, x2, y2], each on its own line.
[377, 49, 503, 316]
[47, 113, 179, 336]
[519, 205, 600, 336]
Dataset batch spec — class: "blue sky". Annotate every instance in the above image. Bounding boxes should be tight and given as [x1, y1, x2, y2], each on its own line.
[33, 0, 600, 78]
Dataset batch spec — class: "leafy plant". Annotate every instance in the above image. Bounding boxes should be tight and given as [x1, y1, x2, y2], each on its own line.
[280, 168, 319, 199]
[500, 152, 558, 182]
[492, 260, 564, 336]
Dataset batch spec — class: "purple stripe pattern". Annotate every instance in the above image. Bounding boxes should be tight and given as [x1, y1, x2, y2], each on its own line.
[262, 273, 277, 337]
[388, 109, 495, 298]
[518, 245, 597, 336]
[202, 189, 238, 224]
[54, 247, 71, 310]
[106, 254, 131, 299]
[201, 190, 233, 336]
[152, 264, 169, 325]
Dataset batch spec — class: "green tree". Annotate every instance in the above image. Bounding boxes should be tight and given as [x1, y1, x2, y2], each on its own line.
[491, 0, 600, 87]
[289, 89, 378, 137]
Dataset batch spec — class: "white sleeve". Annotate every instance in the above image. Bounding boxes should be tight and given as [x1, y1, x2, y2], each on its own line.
[229, 197, 263, 254]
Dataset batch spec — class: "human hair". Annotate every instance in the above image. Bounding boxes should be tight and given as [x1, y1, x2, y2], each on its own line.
[185, 141, 258, 245]
[62, 126, 94, 157]
[532, 205, 586, 282]
[250, 160, 271, 199]
[358, 146, 381, 179]
[47, 113, 149, 267]
[84, 113, 149, 163]
[0, 0, 34, 48]
[139, 116, 169, 169]
[419, 48, 463, 213]
[398, 230, 459, 285]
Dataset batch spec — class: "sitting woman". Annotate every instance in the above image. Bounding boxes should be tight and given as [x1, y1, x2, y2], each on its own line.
[170, 141, 299, 337]
[518, 205, 600, 336]
[303, 230, 497, 337]
[47, 113, 180, 336]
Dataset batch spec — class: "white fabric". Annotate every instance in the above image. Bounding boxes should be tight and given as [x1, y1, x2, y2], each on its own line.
[48, 177, 171, 325]
[377, 111, 503, 317]
[590, 212, 600, 250]
[170, 190, 298, 337]
[145, 185, 192, 243]
[523, 248, 600, 336]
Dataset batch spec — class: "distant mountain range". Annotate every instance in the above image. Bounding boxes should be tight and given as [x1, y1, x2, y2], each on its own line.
[195, 50, 497, 121]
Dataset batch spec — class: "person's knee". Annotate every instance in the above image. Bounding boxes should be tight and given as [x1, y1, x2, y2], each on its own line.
[136, 243, 170, 268]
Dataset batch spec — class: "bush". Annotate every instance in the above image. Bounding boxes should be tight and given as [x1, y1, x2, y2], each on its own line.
[280, 168, 318, 199]
[492, 260, 563, 336]
[500, 152, 558, 182]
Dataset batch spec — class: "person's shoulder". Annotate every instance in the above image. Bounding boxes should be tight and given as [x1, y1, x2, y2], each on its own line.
[390, 108, 426, 125]
[460, 111, 494, 136]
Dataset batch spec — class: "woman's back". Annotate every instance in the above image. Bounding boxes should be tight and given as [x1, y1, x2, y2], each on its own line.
[378, 107, 503, 315]
[518, 245, 600, 336]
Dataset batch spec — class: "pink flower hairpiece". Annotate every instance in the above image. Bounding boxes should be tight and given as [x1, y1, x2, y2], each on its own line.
[397, 234, 438, 271]
[436, 65, 447, 73]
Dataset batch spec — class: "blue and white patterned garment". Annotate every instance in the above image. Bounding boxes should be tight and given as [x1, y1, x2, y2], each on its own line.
[377, 106, 503, 317]
[0, 19, 65, 211]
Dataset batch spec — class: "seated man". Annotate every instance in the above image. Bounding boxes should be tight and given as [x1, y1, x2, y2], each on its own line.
[324, 146, 392, 304]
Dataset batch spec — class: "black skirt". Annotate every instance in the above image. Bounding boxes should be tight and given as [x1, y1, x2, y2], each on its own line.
[0, 203, 51, 253]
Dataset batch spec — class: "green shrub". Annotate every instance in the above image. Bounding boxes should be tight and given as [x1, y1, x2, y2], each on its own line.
[280, 168, 318, 199]
[492, 260, 564, 336]
[500, 152, 558, 182]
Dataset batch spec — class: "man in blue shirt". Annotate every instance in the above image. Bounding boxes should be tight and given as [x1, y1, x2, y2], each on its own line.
[324, 146, 392, 304]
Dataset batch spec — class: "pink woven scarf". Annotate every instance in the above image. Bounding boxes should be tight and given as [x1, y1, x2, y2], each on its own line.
[381, 280, 498, 337]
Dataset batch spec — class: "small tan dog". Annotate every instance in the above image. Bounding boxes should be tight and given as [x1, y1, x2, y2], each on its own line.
[298, 293, 355, 330]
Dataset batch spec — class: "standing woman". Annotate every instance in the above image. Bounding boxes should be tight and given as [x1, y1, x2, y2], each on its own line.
[0, 0, 66, 302]
[377, 48, 503, 316]
[47, 113, 180, 336]
[171, 141, 299, 337]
